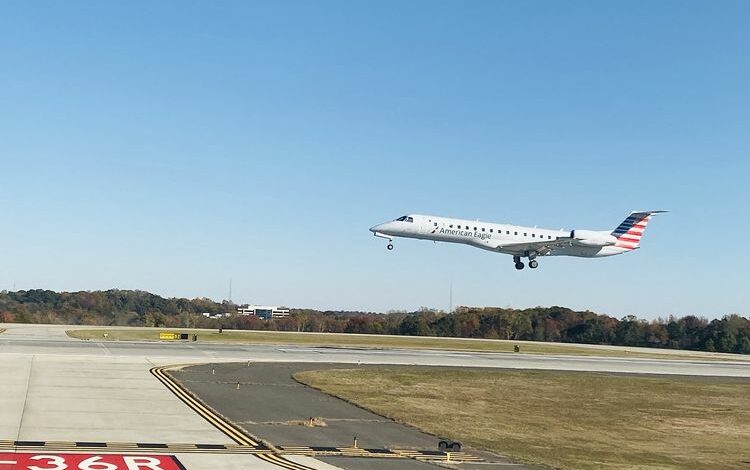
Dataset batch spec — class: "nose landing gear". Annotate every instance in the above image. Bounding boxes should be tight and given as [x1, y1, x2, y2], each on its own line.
[373, 231, 394, 251]
[529, 260, 538, 269]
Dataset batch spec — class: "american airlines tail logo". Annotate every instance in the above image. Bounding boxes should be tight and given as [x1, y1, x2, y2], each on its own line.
[612, 214, 652, 250]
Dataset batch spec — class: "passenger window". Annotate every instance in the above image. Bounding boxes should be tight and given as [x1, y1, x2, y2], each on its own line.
[434, 222, 438, 227]
[507, 231, 510, 235]
[514, 231, 518, 236]
[524, 233, 527, 237]
[449, 225, 453, 228]
[473, 227, 477, 231]
[489, 229, 493, 233]
[482, 228, 485, 232]
[532, 234, 535, 238]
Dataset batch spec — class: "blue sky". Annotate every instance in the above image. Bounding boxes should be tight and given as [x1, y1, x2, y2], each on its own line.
[1, 1, 748, 319]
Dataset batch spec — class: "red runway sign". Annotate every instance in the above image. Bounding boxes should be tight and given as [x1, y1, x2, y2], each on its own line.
[0, 453, 184, 470]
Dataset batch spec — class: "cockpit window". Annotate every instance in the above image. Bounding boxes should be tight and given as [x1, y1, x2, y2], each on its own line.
[396, 216, 407, 221]
[395, 215, 414, 223]
[406, 216, 414, 222]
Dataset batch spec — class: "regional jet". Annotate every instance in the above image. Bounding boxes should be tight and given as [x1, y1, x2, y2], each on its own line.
[370, 211, 667, 270]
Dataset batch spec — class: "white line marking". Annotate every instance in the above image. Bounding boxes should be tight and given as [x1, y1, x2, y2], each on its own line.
[96, 342, 112, 355]
[0, 461, 18, 464]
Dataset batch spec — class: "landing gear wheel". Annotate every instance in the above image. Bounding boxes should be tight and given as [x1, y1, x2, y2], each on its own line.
[450, 442, 462, 452]
[515, 262, 525, 270]
[387, 243, 394, 251]
[529, 260, 538, 269]
[438, 440, 449, 452]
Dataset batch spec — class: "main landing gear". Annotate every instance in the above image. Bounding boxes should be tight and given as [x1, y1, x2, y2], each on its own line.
[514, 253, 539, 270]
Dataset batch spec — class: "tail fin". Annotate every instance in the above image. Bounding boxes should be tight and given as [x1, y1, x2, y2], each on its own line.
[611, 210, 668, 250]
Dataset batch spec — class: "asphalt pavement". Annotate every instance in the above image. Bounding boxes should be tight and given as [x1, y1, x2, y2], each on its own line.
[169, 362, 541, 470]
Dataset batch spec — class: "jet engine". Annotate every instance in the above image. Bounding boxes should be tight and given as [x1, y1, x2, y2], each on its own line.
[570, 230, 616, 247]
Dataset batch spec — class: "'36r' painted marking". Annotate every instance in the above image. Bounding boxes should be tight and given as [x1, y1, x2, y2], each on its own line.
[0, 453, 184, 470]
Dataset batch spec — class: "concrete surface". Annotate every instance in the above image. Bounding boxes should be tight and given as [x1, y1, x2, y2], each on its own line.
[16, 356, 233, 443]
[174, 453, 287, 469]
[0, 325, 341, 470]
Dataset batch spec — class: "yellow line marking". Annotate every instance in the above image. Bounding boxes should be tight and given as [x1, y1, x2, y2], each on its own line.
[151, 366, 318, 470]
[151, 368, 261, 446]
[151, 367, 257, 446]
[152, 367, 259, 447]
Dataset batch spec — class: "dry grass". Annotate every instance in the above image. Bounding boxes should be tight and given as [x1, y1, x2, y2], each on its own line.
[294, 367, 750, 470]
[63, 328, 745, 361]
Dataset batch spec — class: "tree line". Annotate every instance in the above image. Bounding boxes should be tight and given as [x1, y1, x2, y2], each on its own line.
[1, 289, 748, 354]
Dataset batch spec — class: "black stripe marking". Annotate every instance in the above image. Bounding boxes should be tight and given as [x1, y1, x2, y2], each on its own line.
[76, 442, 108, 447]
[137, 443, 169, 449]
[310, 446, 340, 452]
[15, 441, 45, 446]
[195, 444, 228, 449]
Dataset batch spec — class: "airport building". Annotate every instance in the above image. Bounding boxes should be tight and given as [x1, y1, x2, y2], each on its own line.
[237, 305, 291, 320]
[201, 312, 233, 319]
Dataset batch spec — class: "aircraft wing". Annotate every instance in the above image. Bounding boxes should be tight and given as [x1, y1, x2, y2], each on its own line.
[493, 237, 572, 255]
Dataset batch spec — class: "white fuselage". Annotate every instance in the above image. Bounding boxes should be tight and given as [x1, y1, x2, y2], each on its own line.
[370, 214, 629, 258]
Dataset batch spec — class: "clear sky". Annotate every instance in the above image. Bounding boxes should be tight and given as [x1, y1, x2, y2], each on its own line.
[1, 1, 748, 319]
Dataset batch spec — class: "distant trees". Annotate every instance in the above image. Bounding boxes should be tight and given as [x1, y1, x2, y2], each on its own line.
[0, 289, 748, 354]
[0, 289, 232, 327]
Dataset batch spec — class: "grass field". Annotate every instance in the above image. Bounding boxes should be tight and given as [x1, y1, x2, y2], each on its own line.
[64, 327, 749, 361]
[294, 367, 750, 470]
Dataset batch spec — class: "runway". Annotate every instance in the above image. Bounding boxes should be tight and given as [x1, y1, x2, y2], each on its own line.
[1, 324, 749, 377]
[1, 323, 749, 470]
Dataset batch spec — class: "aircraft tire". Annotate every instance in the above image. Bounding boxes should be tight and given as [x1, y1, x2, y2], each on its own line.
[529, 260, 538, 269]
[515, 262, 524, 270]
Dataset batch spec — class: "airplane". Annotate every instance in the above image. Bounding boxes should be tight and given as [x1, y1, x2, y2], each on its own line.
[369, 210, 667, 270]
